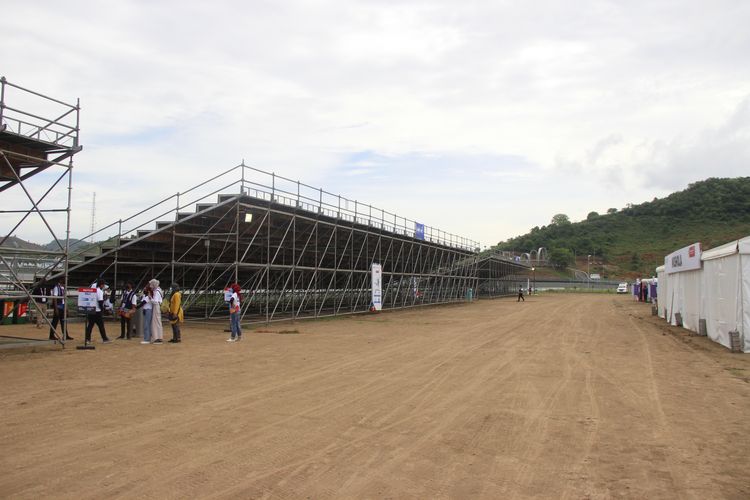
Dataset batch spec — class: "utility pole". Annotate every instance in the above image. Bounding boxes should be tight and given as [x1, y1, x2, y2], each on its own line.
[89, 192, 96, 242]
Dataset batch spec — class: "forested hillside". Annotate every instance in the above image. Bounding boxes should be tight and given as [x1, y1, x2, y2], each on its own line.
[494, 177, 750, 277]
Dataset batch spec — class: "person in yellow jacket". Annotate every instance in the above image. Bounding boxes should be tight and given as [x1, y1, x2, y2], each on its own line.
[168, 283, 184, 343]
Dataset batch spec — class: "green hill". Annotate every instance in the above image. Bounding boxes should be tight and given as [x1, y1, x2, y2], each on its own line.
[494, 177, 750, 278]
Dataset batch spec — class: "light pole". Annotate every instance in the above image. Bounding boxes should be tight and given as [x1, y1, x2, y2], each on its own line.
[587, 254, 591, 288]
[531, 267, 535, 295]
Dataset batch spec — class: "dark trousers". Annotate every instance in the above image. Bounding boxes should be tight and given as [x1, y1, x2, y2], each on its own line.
[85, 312, 108, 342]
[517, 292, 525, 302]
[120, 314, 133, 339]
[171, 323, 181, 341]
[49, 310, 67, 339]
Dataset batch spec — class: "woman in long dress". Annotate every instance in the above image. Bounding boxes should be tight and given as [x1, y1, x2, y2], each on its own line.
[149, 279, 164, 344]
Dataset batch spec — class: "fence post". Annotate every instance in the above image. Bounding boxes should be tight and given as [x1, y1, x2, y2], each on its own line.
[0, 76, 6, 125]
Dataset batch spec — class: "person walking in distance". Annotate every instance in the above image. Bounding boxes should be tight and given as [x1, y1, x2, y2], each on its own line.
[149, 279, 164, 344]
[168, 283, 184, 343]
[136, 284, 153, 344]
[226, 283, 242, 342]
[117, 281, 137, 340]
[84, 279, 111, 345]
[517, 286, 525, 302]
[48, 277, 73, 340]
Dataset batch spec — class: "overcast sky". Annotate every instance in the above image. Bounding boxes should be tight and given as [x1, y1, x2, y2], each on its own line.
[2, 0, 749, 247]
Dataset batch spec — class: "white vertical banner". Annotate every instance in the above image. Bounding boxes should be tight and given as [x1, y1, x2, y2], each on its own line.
[371, 263, 382, 311]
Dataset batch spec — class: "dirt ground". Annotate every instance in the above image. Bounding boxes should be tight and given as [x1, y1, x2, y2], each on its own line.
[1, 294, 749, 499]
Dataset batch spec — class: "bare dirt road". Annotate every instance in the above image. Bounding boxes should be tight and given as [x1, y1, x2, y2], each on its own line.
[1, 294, 749, 499]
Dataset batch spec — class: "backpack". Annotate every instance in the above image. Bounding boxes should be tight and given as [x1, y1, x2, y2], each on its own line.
[160, 291, 171, 314]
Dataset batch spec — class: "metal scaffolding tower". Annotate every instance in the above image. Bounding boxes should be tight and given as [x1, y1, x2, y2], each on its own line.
[0, 77, 81, 343]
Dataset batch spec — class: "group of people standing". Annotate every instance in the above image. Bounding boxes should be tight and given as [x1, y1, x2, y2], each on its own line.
[44, 278, 184, 345]
[115, 278, 184, 344]
[43, 279, 245, 345]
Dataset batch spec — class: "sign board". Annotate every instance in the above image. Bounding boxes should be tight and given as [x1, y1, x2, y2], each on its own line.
[665, 242, 702, 273]
[77, 287, 98, 313]
[371, 263, 382, 311]
[414, 222, 425, 241]
[223, 288, 233, 302]
[590, 273, 601, 280]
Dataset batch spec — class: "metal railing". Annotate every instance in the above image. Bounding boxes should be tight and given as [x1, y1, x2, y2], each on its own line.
[0, 76, 80, 149]
[65, 163, 480, 269]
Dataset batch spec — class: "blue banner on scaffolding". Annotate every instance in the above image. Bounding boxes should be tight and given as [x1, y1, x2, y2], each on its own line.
[415, 222, 425, 240]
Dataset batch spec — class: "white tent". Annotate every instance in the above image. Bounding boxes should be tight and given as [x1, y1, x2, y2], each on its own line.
[701, 236, 750, 352]
[667, 268, 702, 330]
[661, 243, 703, 331]
[656, 265, 667, 319]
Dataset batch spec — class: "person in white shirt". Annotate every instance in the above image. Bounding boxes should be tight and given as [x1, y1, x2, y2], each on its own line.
[149, 279, 164, 344]
[48, 277, 73, 340]
[84, 279, 111, 344]
[136, 284, 153, 344]
[226, 283, 242, 342]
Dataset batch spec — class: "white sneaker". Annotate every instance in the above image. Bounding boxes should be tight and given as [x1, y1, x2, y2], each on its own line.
[226, 338, 236, 342]
[140, 341, 149, 344]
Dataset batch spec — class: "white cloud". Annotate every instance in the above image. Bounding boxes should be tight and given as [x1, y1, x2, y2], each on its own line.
[2, 0, 749, 245]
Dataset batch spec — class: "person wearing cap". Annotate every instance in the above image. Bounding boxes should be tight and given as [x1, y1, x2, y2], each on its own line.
[149, 279, 164, 344]
[84, 279, 111, 344]
[226, 283, 242, 342]
[168, 283, 184, 343]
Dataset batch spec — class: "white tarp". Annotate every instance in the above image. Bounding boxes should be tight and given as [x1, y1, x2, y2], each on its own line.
[656, 265, 667, 319]
[739, 236, 750, 352]
[742, 252, 750, 352]
[668, 269, 702, 331]
[701, 253, 741, 350]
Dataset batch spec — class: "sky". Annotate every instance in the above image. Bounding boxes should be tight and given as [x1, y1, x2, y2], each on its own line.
[2, 0, 749, 248]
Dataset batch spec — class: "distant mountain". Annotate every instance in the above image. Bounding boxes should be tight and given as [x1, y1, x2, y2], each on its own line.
[494, 177, 750, 278]
[1, 236, 93, 253]
[42, 238, 90, 252]
[0, 235, 46, 251]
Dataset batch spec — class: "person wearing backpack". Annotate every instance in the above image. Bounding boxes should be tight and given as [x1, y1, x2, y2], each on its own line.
[149, 279, 164, 344]
[168, 283, 184, 343]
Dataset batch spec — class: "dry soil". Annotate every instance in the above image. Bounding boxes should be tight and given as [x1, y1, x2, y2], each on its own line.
[1, 294, 749, 499]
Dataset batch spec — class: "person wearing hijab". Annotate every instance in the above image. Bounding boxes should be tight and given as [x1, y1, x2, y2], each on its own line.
[149, 279, 164, 344]
[226, 283, 242, 342]
[168, 283, 184, 343]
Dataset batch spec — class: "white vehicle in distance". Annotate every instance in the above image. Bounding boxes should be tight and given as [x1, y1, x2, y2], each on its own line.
[616, 282, 628, 294]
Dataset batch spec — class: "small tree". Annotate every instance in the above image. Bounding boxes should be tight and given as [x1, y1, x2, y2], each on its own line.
[550, 213, 571, 225]
[549, 248, 574, 270]
[586, 211, 599, 221]
[606, 208, 617, 214]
